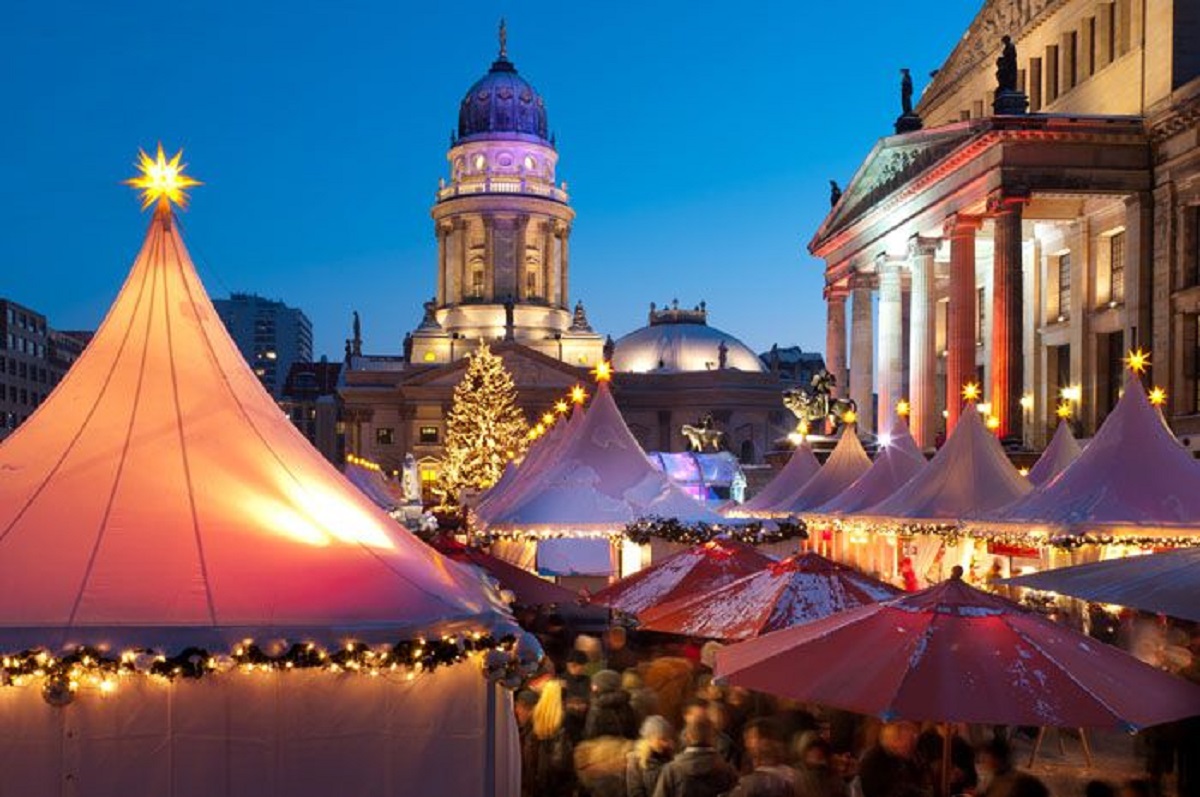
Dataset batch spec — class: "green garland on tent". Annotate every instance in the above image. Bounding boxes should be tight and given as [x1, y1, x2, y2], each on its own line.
[622, 517, 807, 546]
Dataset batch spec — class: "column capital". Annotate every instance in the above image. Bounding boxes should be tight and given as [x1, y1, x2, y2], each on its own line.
[848, 271, 876, 290]
[986, 187, 1031, 215]
[907, 235, 940, 258]
[823, 282, 849, 302]
[943, 214, 983, 238]
[875, 252, 905, 277]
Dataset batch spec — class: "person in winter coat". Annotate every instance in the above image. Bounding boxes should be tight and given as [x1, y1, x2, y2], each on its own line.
[858, 721, 928, 797]
[652, 715, 738, 797]
[524, 680, 577, 797]
[793, 732, 847, 797]
[626, 715, 675, 797]
[584, 669, 639, 740]
[728, 718, 796, 797]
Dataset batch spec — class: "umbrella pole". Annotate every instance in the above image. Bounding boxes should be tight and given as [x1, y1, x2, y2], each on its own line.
[941, 721, 952, 797]
[1079, 728, 1093, 768]
[1027, 727, 1046, 768]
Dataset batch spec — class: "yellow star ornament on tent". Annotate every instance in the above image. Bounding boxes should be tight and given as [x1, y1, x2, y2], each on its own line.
[1123, 348, 1151, 374]
[125, 144, 201, 211]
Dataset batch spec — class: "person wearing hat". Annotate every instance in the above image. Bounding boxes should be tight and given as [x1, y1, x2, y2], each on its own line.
[563, 650, 593, 742]
[584, 669, 639, 740]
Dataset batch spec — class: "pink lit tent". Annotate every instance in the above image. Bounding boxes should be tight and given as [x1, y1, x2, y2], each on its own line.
[739, 443, 820, 514]
[482, 381, 724, 530]
[768, 428, 872, 514]
[862, 406, 1031, 521]
[814, 417, 926, 515]
[0, 201, 518, 797]
[1026, 420, 1083, 487]
[981, 375, 1200, 538]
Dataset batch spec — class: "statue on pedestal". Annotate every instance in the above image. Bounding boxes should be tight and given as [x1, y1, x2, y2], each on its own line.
[681, 414, 724, 452]
[401, 453, 421, 503]
[992, 35, 1029, 114]
[829, 180, 842, 208]
[783, 368, 858, 435]
[894, 68, 923, 134]
[717, 339, 728, 370]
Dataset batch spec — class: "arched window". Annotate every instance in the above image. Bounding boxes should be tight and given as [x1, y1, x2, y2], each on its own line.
[738, 439, 755, 463]
[525, 268, 538, 298]
[469, 265, 485, 299]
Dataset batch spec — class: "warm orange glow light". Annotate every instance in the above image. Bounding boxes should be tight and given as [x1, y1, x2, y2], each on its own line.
[570, 385, 588, 404]
[895, 399, 910, 418]
[961, 382, 981, 402]
[1056, 401, 1073, 419]
[591, 361, 612, 383]
[985, 415, 1001, 431]
[554, 400, 569, 415]
[1149, 386, 1167, 406]
[1123, 348, 1151, 374]
[125, 144, 201, 210]
[841, 409, 858, 425]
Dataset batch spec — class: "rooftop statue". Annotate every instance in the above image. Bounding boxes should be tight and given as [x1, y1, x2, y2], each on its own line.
[900, 68, 914, 115]
[996, 35, 1019, 92]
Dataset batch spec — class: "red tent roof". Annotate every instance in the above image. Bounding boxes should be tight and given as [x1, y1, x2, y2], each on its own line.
[639, 552, 900, 640]
[590, 539, 773, 615]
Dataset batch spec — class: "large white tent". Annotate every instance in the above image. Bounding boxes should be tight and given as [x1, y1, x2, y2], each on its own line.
[343, 456, 401, 511]
[0, 180, 518, 796]
[814, 418, 926, 515]
[768, 428, 872, 514]
[738, 443, 820, 514]
[1026, 420, 1083, 487]
[981, 375, 1200, 538]
[474, 403, 580, 524]
[862, 405, 1031, 521]
[482, 381, 723, 530]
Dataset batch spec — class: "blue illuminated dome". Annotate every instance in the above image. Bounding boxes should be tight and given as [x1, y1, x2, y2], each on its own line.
[457, 52, 550, 145]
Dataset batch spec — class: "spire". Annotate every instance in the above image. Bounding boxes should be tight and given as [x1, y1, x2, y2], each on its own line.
[498, 17, 508, 59]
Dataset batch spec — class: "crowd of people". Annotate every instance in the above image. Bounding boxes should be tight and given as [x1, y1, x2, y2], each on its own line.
[511, 616, 1199, 797]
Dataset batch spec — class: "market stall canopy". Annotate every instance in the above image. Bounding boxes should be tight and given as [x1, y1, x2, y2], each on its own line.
[1026, 420, 1082, 487]
[738, 444, 820, 514]
[863, 406, 1030, 521]
[343, 458, 399, 511]
[590, 539, 774, 615]
[814, 418, 926, 514]
[0, 204, 509, 652]
[432, 536, 581, 607]
[984, 375, 1200, 535]
[474, 405, 578, 523]
[482, 380, 724, 529]
[1001, 548, 1200, 622]
[639, 552, 901, 640]
[769, 428, 872, 514]
[716, 568, 1200, 728]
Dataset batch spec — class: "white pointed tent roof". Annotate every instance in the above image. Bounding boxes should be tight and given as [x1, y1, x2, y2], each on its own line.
[475, 404, 581, 523]
[1026, 420, 1083, 487]
[987, 375, 1200, 533]
[740, 444, 820, 514]
[864, 405, 1031, 520]
[344, 460, 399, 511]
[771, 427, 872, 514]
[0, 209, 508, 651]
[483, 381, 723, 528]
[815, 417, 927, 514]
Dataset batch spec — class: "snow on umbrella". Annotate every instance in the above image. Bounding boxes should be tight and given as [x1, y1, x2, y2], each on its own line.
[638, 552, 902, 641]
[716, 566, 1200, 729]
[590, 539, 774, 616]
[1002, 548, 1200, 622]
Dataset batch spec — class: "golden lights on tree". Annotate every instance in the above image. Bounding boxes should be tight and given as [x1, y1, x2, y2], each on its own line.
[436, 341, 529, 506]
[124, 144, 201, 211]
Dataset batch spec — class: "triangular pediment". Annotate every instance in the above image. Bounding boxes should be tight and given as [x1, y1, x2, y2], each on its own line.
[813, 124, 981, 248]
[405, 342, 588, 389]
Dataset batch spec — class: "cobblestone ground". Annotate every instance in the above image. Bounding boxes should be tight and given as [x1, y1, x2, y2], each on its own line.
[1005, 728, 1165, 797]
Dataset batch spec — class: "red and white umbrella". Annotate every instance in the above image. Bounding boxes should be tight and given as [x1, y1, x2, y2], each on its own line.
[716, 568, 1200, 729]
[639, 552, 901, 641]
[590, 539, 773, 616]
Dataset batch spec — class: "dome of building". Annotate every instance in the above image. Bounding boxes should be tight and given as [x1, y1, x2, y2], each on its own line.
[457, 50, 549, 144]
[612, 302, 767, 374]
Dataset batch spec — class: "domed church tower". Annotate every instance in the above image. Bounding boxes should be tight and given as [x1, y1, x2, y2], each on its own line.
[410, 21, 604, 367]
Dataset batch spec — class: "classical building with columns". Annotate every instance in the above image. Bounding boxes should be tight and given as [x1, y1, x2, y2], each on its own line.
[340, 28, 800, 491]
[812, 0, 1200, 453]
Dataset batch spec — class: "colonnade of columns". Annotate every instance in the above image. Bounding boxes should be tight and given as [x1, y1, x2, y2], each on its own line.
[824, 201, 1028, 449]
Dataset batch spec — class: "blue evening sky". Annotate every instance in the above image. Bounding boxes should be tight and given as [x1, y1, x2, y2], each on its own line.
[1, 1, 978, 360]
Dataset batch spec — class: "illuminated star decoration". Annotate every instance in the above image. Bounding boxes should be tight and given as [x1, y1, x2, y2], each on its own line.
[1149, 386, 1167, 407]
[1056, 401, 1073, 419]
[554, 400, 569, 415]
[541, 412, 556, 426]
[1123, 347, 1151, 374]
[570, 384, 588, 404]
[592, 361, 612, 383]
[985, 415, 1001, 431]
[124, 144, 201, 211]
[895, 399, 910, 418]
[841, 409, 858, 425]
[961, 382, 981, 403]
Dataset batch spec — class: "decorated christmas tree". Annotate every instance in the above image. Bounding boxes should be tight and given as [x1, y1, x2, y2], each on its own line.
[438, 340, 529, 505]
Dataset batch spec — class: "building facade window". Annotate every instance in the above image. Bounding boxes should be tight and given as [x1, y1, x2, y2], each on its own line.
[375, 427, 395, 445]
[470, 266, 485, 299]
[1109, 232, 1126, 305]
[976, 286, 986, 346]
[1046, 44, 1060, 102]
[1057, 253, 1072, 321]
[419, 425, 439, 444]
